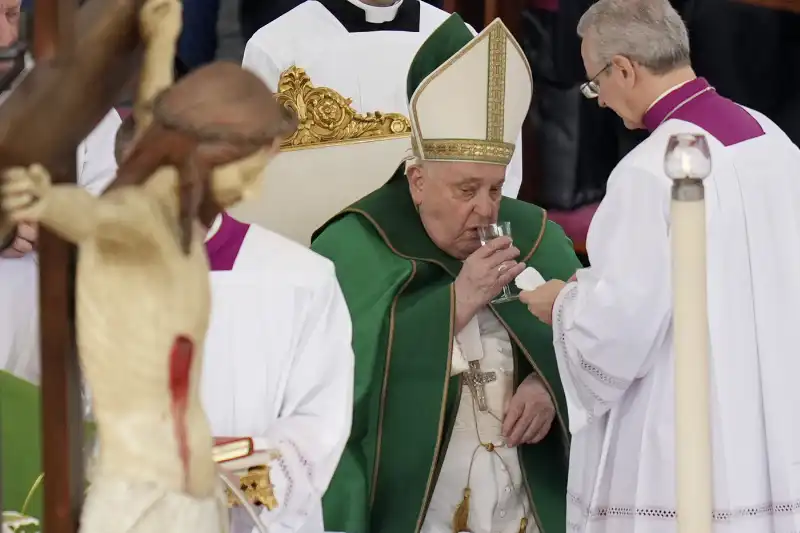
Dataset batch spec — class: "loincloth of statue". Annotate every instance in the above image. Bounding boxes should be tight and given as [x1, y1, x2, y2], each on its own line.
[79, 476, 229, 533]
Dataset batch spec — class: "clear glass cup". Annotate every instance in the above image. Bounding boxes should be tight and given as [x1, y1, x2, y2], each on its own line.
[477, 221, 519, 304]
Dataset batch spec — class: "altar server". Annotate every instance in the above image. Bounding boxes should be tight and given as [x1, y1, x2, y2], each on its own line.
[202, 213, 354, 533]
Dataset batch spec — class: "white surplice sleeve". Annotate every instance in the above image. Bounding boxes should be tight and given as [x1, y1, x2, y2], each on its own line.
[252, 268, 354, 532]
[77, 109, 121, 195]
[551, 164, 672, 433]
[242, 39, 282, 92]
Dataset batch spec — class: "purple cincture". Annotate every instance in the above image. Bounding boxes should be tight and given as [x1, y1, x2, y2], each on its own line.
[643, 77, 765, 147]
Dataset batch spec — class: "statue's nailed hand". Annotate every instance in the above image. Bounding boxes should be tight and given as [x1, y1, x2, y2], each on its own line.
[140, 0, 182, 45]
[1, 164, 51, 223]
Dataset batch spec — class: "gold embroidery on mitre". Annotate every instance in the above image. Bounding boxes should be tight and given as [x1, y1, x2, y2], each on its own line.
[275, 66, 411, 151]
[486, 24, 507, 143]
[421, 139, 515, 165]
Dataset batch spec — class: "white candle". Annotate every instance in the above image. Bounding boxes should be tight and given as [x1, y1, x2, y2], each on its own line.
[672, 184, 713, 533]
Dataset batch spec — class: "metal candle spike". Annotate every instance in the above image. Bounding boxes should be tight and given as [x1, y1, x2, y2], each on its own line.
[664, 133, 713, 533]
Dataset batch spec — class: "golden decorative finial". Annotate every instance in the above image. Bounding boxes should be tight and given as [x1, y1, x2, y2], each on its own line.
[226, 465, 279, 511]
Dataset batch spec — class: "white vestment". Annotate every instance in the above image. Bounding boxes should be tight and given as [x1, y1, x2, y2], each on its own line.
[242, 0, 524, 198]
[553, 79, 800, 533]
[0, 109, 121, 382]
[202, 214, 354, 533]
[423, 308, 536, 533]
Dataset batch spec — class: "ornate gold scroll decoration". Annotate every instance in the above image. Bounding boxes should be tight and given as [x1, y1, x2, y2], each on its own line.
[226, 464, 279, 510]
[275, 66, 411, 150]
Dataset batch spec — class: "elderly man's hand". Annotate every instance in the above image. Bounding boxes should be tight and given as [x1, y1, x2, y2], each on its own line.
[519, 279, 566, 325]
[502, 374, 554, 446]
[0, 223, 38, 258]
[454, 236, 526, 326]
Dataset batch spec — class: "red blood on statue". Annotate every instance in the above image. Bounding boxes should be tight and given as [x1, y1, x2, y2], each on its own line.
[169, 334, 194, 489]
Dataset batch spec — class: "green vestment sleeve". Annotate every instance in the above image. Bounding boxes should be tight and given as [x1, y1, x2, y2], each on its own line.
[312, 215, 413, 533]
[1, 371, 43, 520]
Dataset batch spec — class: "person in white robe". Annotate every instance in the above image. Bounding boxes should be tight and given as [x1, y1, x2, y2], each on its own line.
[519, 1, 800, 532]
[202, 212, 354, 533]
[241, 0, 524, 198]
[0, 108, 121, 381]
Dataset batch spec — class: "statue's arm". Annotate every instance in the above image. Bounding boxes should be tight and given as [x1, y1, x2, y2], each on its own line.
[38, 185, 161, 249]
[134, 0, 181, 135]
[3, 164, 170, 249]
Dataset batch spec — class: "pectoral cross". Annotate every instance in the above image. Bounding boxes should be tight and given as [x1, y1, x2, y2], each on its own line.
[465, 361, 496, 412]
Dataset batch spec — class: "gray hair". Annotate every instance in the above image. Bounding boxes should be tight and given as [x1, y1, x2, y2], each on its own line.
[577, 0, 691, 75]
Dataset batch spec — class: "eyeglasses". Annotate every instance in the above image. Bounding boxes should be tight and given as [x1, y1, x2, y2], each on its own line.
[580, 63, 611, 99]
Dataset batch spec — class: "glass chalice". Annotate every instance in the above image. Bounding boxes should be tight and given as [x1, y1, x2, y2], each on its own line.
[477, 221, 519, 304]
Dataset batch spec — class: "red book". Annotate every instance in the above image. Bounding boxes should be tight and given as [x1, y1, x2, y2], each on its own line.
[212, 437, 254, 464]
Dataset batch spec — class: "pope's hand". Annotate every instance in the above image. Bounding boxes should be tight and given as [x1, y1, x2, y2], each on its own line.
[454, 236, 526, 318]
[1, 164, 51, 224]
[519, 279, 567, 325]
[140, 0, 182, 44]
[502, 374, 554, 446]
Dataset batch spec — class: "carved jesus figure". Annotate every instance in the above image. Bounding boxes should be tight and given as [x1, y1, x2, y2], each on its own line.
[0, 0, 296, 530]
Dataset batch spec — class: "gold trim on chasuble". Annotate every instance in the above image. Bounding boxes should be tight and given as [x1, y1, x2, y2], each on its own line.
[411, 22, 517, 165]
[275, 66, 412, 151]
[344, 208, 456, 530]
[368, 260, 419, 507]
[344, 207, 569, 533]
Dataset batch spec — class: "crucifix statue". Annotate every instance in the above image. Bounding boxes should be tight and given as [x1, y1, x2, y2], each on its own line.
[0, 0, 150, 530]
[0, 0, 295, 531]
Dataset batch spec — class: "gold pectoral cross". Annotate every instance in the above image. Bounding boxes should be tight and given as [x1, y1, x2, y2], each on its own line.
[465, 360, 497, 411]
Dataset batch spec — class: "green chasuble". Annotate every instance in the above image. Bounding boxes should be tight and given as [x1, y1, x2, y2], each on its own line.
[311, 172, 583, 533]
[0, 371, 43, 520]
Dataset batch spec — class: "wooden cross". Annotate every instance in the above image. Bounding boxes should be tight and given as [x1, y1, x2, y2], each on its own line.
[465, 361, 496, 412]
[0, 0, 146, 531]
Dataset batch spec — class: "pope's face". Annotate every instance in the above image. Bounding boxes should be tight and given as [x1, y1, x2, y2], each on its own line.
[408, 160, 505, 260]
[210, 141, 279, 208]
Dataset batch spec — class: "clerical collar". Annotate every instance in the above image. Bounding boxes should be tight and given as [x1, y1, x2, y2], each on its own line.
[317, 0, 420, 32]
[643, 77, 712, 132]
[205, 212, 250, 272]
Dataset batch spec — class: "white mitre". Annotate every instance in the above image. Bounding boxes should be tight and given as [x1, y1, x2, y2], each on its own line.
[407, 14, 532, 167]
